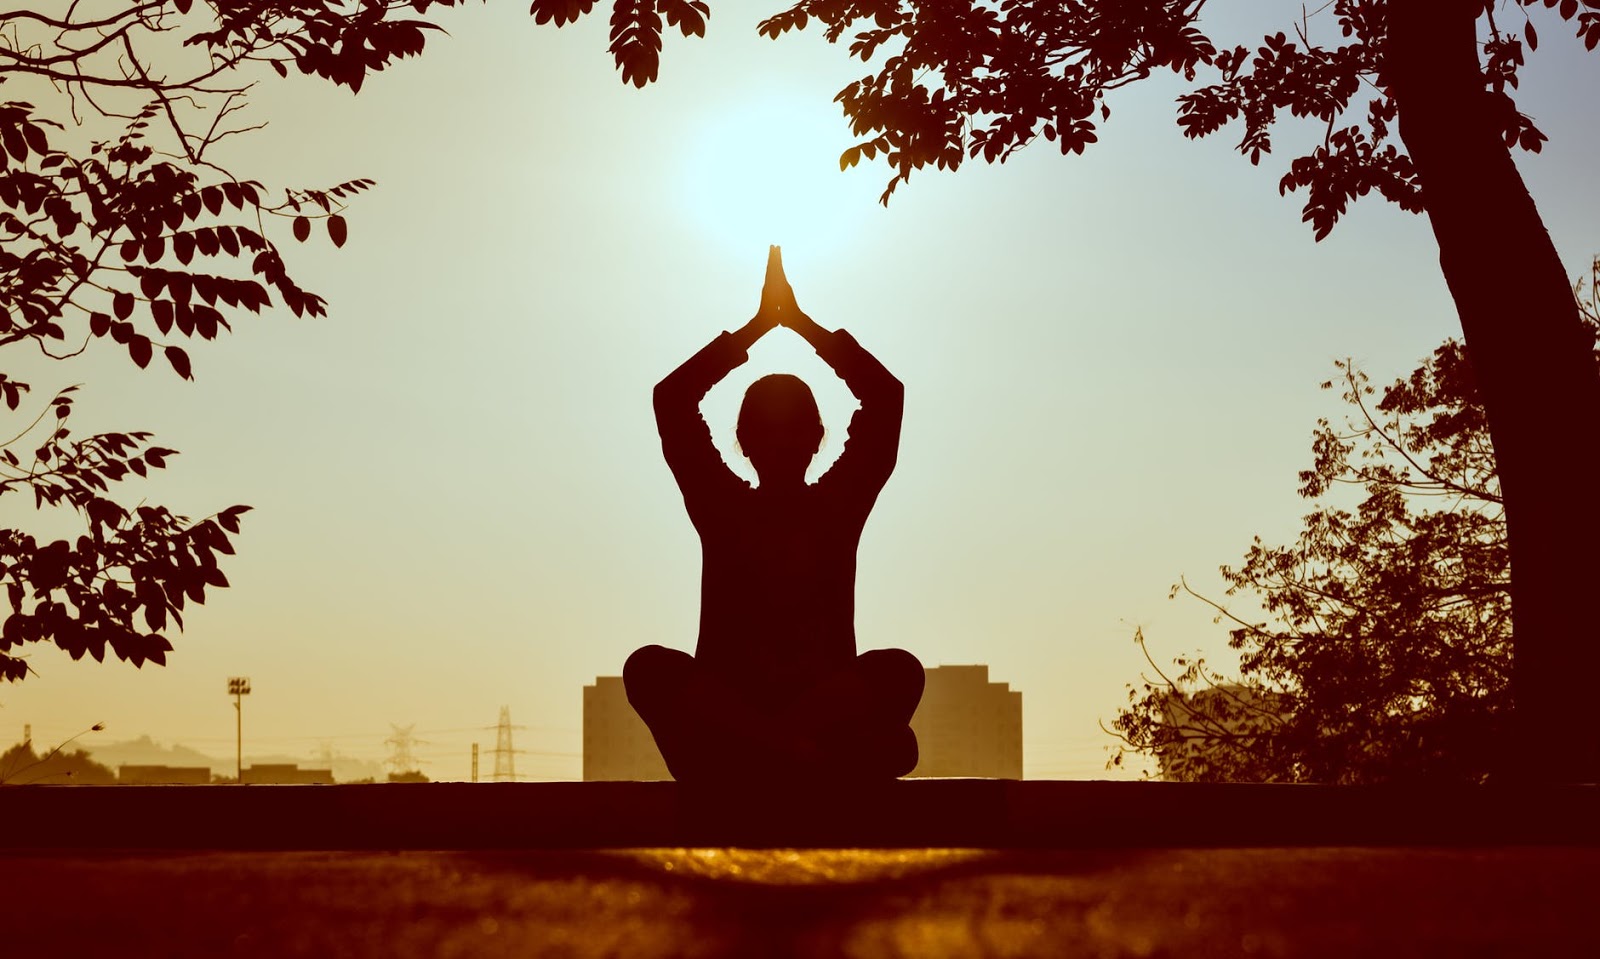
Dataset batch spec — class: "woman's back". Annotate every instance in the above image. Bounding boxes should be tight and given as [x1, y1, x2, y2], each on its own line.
[654, 325, 903, 696]
[625, 247, 922, 781]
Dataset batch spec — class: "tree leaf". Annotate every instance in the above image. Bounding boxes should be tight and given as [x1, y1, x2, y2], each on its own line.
[22, 123, 48, 156]
[327, 215, 348, 248]
[165, 346, 193, 380]
[166, 273, 192, 305]
[2, 125, 27, 162]
[128, 335, 153, 369]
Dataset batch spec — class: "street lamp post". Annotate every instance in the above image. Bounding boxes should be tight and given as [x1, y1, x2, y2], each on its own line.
[227, 677, 250, 782]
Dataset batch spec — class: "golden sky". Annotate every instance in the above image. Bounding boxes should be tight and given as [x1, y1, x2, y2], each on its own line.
[4, 2, 1599, 780]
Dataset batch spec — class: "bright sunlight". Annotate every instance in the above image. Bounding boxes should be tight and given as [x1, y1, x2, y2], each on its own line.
[680, 93, 881, 266]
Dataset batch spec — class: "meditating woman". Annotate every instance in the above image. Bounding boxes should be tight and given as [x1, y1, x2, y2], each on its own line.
[625, 247, 924, 781]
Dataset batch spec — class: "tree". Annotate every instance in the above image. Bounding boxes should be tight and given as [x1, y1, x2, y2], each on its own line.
[0, 726, 117, 784]
[0, 0, 722, 686]
[0, 2, 499, 682]
[1106, 258, 1600, 783]
[726, 0, 1600, 781]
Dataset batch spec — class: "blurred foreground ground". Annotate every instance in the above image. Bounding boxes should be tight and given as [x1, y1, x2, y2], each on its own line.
[3, 846, 1595, 958]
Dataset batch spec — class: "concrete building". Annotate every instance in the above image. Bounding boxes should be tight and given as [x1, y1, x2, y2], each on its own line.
[582, 663, 1023, 781]
[909, 665, 1023, 779]
[583, 676, 671, 781]
[118, 764, 210, 785]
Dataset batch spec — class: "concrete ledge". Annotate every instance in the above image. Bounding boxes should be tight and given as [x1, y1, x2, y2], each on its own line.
[4, 780, 1597, 849]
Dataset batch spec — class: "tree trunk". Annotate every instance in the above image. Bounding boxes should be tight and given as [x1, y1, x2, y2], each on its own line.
[1387, 0, 1600, 782]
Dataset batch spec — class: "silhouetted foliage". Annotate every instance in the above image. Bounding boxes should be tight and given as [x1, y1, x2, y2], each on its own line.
[0, 736, 116, 785]
[739, 1, 1588, 222]
[1107, 260, 1600, 783]
[0, 0, 722, 683]
[0, 3, 495, 681]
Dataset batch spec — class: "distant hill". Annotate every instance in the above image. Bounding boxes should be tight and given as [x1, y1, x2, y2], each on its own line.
[82, 735, 215, 770]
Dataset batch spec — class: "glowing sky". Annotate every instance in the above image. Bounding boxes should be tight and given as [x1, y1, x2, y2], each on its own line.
[4, 2, 1598, 780]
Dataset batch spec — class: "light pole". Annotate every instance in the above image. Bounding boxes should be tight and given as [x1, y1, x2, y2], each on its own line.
[227, 677, 250, 782]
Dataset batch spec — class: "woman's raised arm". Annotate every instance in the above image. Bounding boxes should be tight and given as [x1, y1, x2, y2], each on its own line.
[765, 249, 904, 495]
[653, 254, 786, 505]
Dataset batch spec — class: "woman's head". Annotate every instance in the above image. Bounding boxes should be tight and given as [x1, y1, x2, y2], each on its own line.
[737, 374, 824, 479]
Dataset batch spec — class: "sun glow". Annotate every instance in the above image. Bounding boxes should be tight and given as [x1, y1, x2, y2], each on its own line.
[680, 93, 881, 263]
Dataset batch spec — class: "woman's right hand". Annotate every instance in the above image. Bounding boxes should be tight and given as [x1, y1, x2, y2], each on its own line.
[763, 246, 833, 346]
[728, 249, 786, 350]
[757, 244, 796, 324]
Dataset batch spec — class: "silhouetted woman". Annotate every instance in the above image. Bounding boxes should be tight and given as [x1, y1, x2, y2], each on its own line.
[625, 248, 924, 781]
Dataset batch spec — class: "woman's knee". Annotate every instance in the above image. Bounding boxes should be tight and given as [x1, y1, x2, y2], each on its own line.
[885, 724, 919, 778]
[624, 644, 695, 715]
[859, 648, 925, 706]
[824, 722, 919, 780]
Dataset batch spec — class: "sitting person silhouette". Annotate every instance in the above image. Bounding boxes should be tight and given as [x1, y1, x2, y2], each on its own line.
[625, 247, 925, 782]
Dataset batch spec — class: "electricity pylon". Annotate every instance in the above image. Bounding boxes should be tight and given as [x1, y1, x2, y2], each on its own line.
[490, 706, 525, 782]
[384, 724, 425, 777]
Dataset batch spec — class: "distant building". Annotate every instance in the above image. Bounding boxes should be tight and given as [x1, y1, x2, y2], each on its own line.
[241, 763, 334, 785]
[583, 676, 671, 781]
[119, 764, 210, 785]
[581, 662, 1023, 781]
[909, 665, 1023, 779]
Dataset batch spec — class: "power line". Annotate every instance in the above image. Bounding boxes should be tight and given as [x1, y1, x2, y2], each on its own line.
[172, 723, 578, 743]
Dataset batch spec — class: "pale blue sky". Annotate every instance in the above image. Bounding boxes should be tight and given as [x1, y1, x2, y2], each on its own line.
[4, 2, 1597, 779]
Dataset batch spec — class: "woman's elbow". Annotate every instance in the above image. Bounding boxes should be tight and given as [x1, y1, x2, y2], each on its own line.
[881, 375, 905, 411]
[653, 378, 680, 415]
